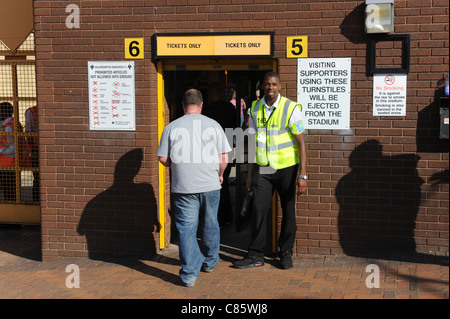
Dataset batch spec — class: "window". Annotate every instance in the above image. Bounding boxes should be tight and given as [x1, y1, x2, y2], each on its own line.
[0, 32, 39, 204]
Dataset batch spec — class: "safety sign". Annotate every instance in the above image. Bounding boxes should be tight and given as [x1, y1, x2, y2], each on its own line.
[373, 73, 407, 116]
[88, 61, 136, 131]
[297, 58, 351, 130]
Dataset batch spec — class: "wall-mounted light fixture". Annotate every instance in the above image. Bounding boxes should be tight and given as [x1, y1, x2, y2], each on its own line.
[365, 0, 394, 34]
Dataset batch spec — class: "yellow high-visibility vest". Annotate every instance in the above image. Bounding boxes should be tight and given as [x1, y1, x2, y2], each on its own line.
[250, 97, 301, 169]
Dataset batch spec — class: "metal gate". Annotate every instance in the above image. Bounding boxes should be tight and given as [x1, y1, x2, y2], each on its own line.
[0, 32, 39, 224]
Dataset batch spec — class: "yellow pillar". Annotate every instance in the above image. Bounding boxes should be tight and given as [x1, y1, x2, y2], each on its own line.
[157, 60, 166, 250]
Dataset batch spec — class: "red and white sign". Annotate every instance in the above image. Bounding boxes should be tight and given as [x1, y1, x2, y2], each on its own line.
[88, 61, 136, 131]
[373, 73, 407, 117]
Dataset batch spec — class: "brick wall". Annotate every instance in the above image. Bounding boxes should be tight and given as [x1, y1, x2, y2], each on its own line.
[33, 0, 448, 261]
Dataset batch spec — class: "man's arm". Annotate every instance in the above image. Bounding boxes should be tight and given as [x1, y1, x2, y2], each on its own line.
[157, 126, 171, 167]
[294, 132, 307, 195]
[158, 156, 171, 167]
[218, 152, 228, 184]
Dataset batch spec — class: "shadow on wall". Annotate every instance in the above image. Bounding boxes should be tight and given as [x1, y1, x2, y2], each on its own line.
[77, 149, 184, 286]
[339, 3, 366, 45]
[336, 140, 448, 265]
[77, 149, 159, 260]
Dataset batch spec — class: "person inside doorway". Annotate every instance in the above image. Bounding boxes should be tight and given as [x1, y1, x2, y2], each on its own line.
[230, 89, 246, 128]
[202, 82, 236, 227]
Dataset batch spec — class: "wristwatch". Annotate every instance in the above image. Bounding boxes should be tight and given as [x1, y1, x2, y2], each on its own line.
[298, 174, 308, 180]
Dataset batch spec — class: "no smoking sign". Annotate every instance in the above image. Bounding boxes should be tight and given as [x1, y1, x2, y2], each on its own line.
[384, 75, 395, 85]
[373, 73, 407, 117]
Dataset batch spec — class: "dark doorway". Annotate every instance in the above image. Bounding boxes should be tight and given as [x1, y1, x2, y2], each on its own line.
[163, 67, 271, 255]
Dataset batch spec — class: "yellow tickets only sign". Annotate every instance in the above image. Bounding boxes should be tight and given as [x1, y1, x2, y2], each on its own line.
[125, 38, 144, 59]
[153, 33, 274, 59]
[157, 36, 214, 56]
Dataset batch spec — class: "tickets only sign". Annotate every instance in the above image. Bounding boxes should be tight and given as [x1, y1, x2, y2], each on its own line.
[297, 58, 351, 130]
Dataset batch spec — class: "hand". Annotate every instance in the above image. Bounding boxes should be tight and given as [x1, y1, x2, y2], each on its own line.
[297, 178, 307, 195]
[219, 175, 224, 185]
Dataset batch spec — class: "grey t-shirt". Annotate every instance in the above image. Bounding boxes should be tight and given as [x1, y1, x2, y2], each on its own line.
[157, 114, 232, 194]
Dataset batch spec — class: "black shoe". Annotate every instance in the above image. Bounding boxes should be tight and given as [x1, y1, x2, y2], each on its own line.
[232, 256, 264, 269]
[279, 251, 293, 269]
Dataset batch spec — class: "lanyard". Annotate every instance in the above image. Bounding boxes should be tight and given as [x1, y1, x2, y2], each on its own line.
[261, 105, 275, 128]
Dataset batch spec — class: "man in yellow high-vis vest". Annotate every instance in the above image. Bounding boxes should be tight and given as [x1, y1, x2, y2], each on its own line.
[233, 72, 307, 270]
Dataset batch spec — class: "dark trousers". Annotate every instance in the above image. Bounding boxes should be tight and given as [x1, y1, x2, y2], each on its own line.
[218, 164, 232, 226]
[248, 164, 297, 257]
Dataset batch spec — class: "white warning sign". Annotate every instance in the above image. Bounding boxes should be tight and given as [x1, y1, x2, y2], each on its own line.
[373, 74, 407, 117]
[297, 58, 351, 130]
[88, 61, 136, 131]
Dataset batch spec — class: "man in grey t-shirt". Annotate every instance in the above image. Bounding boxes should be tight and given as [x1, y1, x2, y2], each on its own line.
[157, 89, 231, 287]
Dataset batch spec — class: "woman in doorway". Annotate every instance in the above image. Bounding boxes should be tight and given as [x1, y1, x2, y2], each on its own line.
[230, 89, 246, 128]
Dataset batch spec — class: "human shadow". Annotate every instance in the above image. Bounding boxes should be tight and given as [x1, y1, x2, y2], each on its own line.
[336, 140, 448, 266]
[77, 149, 182, 285]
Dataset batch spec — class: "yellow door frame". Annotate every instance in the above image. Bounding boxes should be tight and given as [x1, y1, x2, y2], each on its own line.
[157, 60, 166, 250]
[157, 58, 278, 251]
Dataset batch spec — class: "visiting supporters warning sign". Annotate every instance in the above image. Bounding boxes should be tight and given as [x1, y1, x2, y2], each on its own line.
[297, 58, 351, 130]
[88, 61, 136, 131]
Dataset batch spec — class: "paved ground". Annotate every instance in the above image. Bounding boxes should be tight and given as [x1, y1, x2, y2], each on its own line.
[0, 226, 448, 303]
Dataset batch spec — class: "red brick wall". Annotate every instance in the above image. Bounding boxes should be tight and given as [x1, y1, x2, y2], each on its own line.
[33, 0, 448, 261]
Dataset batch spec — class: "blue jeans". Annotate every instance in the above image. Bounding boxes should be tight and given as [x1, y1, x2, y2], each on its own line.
[172, 190, 220, 285]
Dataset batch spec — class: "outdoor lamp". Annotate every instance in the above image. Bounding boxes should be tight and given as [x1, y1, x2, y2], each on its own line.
[365, 0, 394, 34]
